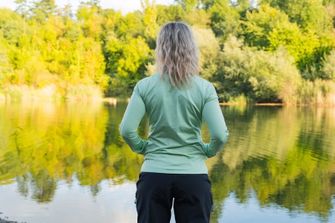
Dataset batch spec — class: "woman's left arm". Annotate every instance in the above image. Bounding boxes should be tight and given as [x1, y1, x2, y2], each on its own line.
[119, 82, 148, 155]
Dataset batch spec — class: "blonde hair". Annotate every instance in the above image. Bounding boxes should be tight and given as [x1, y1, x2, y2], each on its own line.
[155, 21, 199, 88]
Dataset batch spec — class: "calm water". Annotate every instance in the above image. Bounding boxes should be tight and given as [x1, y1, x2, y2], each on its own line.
[0, 102, 335, 223]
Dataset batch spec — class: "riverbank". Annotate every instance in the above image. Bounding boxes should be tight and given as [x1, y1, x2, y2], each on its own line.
[0, 84, 103, 103]
[1, 84, 335, 107]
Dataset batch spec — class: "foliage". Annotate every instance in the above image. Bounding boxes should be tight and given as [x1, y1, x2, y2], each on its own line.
[297, 79, 335, 105]
[242, 4, 335, 80]
[208, 0, 241, 44]
[322, 49, 335, 80]
[212, 36, 301, 103]
[192, 27, 220, 80]
[0, 0, 334, 104]
[262, 0, 333, 33]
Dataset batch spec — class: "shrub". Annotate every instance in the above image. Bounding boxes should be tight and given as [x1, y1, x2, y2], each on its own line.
[213, 36, 301, 104]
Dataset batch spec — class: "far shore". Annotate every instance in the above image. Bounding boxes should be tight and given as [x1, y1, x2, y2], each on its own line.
[1, 95, 335, 107]
[107, 98, 335, 107]
[219, 102, 284, 106]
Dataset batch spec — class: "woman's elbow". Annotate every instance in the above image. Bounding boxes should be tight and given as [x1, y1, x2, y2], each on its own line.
[119, 123, 129, 139]
[217, 130, 229, 145]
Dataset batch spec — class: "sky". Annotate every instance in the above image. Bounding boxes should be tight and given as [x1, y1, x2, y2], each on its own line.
[0, 0, 175, 14]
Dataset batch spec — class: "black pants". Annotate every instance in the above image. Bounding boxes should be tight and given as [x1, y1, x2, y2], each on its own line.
[135, 172, 213, 223]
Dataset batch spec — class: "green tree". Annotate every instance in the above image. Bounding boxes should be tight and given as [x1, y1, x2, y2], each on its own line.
[0, 8, 25, 45]
[208, 0, 241, 43]
[192, 27, 220, 80]
[104, 35, 151, 96]
[322, 50, 335, 80]
[76, 2, 103, 40]
[242, 4, 335, 80]
[156, 4, 185, 25]
[31, 0, 56, 22]
[0, 37, 13, 86]
[213, 36, 301, 103]
[175, 0, 199, 11]
[141, 0, 158, 42]
[262, 0, 333, 33]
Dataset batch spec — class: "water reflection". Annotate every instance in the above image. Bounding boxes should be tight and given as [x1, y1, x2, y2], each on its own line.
[0, 102, 142, 203]
[210, 106, 335, 223]
[0, 102, 335, 223]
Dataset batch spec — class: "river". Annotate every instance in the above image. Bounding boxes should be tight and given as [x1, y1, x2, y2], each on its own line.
[0, 102, 334, 223]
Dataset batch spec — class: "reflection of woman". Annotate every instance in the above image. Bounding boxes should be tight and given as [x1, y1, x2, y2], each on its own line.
[119, 21, 229, 223]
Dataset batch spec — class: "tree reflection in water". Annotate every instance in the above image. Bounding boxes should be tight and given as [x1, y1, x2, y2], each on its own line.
[0, 102, 334, 222]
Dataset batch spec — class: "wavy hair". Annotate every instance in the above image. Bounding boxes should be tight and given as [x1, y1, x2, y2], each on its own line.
[155, 22, 199, 88]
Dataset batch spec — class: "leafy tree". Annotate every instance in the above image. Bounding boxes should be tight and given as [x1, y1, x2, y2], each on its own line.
[184, 9, 211, 27]
[115, 11, 145, 39]
[0, 8, 25, 45]
[208, 0, 241, 43]
[192, 27, 220, 79]
[213, 36, 301, 103]
[262, 0, 333, 33]
[141, 0, 158, 42]
[242, 4, 291, 48]
[156, 4, 185, 25]
[242, 4, 335, 80]
[76, 2, 103, 40]
[0, 0, 334, 102]
[175, 0, 199, 11]
[0, 37, 13, 86]
[104, 35, 151, 96]
[322, 50, 335, 80]
[30, 0, 56, 22]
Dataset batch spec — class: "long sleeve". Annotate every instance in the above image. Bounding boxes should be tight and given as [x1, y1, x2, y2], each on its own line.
[201, 83, 229, 158]
[119, 82, 148, 155]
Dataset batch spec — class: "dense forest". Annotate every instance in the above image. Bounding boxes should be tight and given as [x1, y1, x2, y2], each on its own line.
[0, 0, 335, 104]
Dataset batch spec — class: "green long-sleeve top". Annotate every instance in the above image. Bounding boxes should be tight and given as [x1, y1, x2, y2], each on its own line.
[119, 73, 229, 174]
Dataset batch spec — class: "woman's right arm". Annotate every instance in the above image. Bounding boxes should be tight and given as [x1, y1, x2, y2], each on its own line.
[201, 83, 229, 158]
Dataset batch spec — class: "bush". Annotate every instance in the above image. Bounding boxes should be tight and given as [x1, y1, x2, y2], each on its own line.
[322, 50, 335, 80]
[297, 79, 335, 105]
[213, 36, 301, 104]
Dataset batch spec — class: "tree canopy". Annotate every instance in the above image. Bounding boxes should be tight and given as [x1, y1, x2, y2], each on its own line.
[0, 0, 334, 104]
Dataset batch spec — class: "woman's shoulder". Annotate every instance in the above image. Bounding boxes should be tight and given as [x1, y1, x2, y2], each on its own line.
[136, 73, 212, 92]
[192, 75, 213, 89]
[137, 73, 160, 85]
[134, 74, 160, 97]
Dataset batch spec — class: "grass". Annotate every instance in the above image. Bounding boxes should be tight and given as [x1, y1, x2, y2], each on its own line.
[0, 84, 104, 103]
